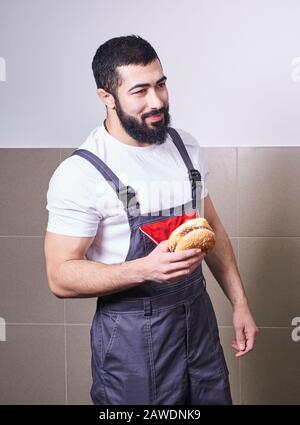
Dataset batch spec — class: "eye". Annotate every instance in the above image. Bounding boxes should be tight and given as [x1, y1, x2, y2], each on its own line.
[134, 89, 146, 94]
[158, 82, 166, 88]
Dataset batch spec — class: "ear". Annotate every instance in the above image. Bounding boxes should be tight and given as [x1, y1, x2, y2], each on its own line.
[96, 88, 116, 110]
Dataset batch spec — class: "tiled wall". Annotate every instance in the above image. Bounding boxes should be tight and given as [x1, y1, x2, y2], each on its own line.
[0, 147, 299, 405]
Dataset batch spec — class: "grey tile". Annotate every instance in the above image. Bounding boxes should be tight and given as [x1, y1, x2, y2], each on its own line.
[0, 325, 65, 404]
[65, 298, 97, 325]
[203, 148, 237, 237]
[203, 239, 238, 326]
[239, 238, 300, 327]
[0, 149, 60, 236]
[219, 327, 240, 405]
[0, 237, 64, 323]
[238, 148, 300, 237]
[241, 328, 300, 405]
[66, 325, 92, 405]
[61, 148, 75, 162]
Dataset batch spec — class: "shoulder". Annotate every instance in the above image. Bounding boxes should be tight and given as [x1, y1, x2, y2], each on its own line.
[172, 127, 201, 148]
[169, 127, 209, 178]
[49, 126, 104, 187]
[170, 127, 205, 161]
[47, 153, 101, 201]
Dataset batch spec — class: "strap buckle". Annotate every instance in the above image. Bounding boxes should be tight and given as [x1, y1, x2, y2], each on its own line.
[118, 185, 136, 207]
[188, 169, 202, 210]
[188, 169, 202, 184]
[118, 185, 140, 217]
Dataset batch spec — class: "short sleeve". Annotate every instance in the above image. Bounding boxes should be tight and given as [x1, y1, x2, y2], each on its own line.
[46, 158, 101, 237]
[198, 146, 209, 199]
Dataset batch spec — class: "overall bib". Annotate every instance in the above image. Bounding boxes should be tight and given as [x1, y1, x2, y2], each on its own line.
[71, 128, 232, 405]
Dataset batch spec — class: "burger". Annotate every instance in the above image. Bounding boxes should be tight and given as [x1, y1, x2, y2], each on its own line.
[168, 217, 216, 252]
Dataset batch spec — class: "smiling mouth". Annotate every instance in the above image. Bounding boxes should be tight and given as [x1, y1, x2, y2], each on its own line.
[147, 113, 163, 122]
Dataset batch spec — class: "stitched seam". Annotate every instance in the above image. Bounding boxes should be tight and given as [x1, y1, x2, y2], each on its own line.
[131, 204, 194, 227]
[203, 295, 224, 377]
[103, 274, 205, 304]
[102, 314, 121, 367]
[183, 303, 190, 363]
[145, 317, 157, 405]
[103, 286, 205, 316]
[99, 311, 104, 364]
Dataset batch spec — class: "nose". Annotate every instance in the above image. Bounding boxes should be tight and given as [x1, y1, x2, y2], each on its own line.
[146, 88, 164, 111]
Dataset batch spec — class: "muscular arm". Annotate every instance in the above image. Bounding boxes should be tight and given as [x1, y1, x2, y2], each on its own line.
[203, 195, 258, 356]
[44, 231, 145, 298]
[203, 195, 247, 308]
[44, 230, 203, 299]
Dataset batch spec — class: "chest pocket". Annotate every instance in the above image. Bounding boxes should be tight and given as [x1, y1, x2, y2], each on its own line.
[139, 210, 198, 249]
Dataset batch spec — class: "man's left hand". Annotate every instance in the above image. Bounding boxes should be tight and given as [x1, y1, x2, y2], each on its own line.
[231, 301, 259, 357]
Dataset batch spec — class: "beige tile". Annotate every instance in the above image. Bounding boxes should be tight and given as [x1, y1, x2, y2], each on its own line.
[238, 148, 300, 237]
[219, 327, 240, 405]
[66, 325, 93, 405]
[239, 238, 300, 327]
[61, 148, 75, 162]
[65, 298, 97, 325]
[0, 325, 65, 404]
[0, 149, 60, 236]
[203, 148, 237, 237]
[0, 238, 64, 323]
[203, 238, 238, 326]
[241, 328, 300, 405]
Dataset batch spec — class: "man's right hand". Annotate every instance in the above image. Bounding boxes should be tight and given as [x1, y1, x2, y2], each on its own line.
[141, 240, 206, 284]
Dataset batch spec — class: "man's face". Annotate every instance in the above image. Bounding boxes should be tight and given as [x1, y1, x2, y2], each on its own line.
[113, 59, 171, 145]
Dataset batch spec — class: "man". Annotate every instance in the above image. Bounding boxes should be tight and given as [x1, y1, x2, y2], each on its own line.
[44, 35, 258, 405]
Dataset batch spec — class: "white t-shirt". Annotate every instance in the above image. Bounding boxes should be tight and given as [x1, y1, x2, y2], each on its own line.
[46, 123, 209, 264]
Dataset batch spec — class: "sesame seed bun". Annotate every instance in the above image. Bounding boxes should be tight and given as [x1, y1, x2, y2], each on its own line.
[168, 217, 216, 252]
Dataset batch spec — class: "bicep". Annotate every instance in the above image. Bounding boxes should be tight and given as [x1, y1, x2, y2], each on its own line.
[44, 231, 95, 283]
[204, 194, 226, 233]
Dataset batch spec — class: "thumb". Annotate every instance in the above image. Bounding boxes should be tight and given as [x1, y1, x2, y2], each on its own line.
[235, 327, 246, 351]
[157, 240, 170, 252]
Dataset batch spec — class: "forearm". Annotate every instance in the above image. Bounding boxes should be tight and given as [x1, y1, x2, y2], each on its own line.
[51, 257, 146, 298]
[204, 225, 247, 308]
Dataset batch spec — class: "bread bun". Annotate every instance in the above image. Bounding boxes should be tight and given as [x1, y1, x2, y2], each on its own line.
[168, 217, 216, 252]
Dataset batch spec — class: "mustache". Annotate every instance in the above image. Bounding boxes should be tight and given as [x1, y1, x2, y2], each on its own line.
[142, 107, 167, 120]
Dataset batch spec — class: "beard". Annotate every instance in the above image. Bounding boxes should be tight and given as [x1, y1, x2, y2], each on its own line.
[114, 95, 171, 145]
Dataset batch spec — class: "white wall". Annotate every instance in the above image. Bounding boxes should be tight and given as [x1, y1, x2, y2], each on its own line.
[0, 0, 299, 147]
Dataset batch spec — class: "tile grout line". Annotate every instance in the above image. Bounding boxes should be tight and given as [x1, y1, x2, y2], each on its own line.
[236, 147, 239, 245]
[64, 299, 68, 405]
[2, 235, 300, 238]
[60, 149, 68, 406]
[237, 147, 242, 405]
[4, 323, 294, 328]
[239, 357, 242, 405]
[5, 322, 90, 326]
[0, 236, 44, 238]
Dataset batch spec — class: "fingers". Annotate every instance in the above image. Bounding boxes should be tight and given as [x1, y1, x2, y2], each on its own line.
[164, 269, 191, 282]
[231, 329, 258, 357]
[231, 327, 246, 357]
[157, 240, 170, 252]
[167, 248, 205, 262]
[165, 254, 205, 273]
[157, 240, 206, 260]
[236, 328, 246, 351]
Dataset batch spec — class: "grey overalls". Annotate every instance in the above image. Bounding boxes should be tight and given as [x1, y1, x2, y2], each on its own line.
[70, 128, 232, 405]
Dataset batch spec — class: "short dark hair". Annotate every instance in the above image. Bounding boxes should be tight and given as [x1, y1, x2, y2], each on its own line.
[92, 35, 160, 94]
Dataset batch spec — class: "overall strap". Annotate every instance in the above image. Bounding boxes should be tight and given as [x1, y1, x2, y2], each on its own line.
[70, 149, 140, 217]
[167, 128, 202, 211]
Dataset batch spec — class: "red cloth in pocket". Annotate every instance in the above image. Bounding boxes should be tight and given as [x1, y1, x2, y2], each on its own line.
[139, 210, 198, 245]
